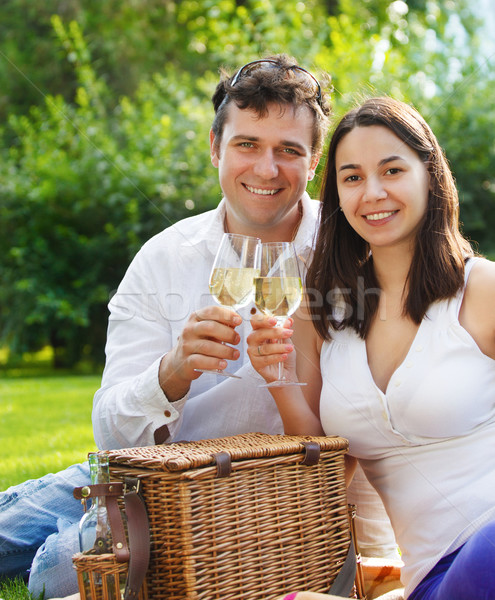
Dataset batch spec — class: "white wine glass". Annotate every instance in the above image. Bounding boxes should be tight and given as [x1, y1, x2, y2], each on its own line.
[195, 233, 261, 379]
[254, 241, 306, 387]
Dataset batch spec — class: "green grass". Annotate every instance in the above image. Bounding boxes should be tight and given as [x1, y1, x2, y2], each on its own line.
[0, 576, 42, 600]
[0, 358, 101, 599]
[0, 374, 99, 490]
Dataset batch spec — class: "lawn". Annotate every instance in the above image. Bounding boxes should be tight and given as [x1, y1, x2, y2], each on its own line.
[0, 374, 99, 490]
[0, 363, 101, 600]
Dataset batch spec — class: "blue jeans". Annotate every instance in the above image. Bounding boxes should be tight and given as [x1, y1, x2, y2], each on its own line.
[0, 462, 90, 598]
[409, 520, 495, 600]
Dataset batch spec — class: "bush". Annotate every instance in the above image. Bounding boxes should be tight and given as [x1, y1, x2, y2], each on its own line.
[0, 20, 218, 365]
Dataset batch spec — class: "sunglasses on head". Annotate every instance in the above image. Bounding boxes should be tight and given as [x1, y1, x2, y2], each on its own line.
[230, 59, 323, 108]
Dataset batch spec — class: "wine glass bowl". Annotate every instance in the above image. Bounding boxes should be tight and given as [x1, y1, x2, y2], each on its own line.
[209, 264, 260, 311]
[254, 275, 302, 320]
[254, 242, 306, 387]
[195, 233, 261, 378]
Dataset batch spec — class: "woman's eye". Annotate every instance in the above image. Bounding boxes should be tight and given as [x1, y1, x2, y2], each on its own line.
[386, 167, 401, 175]
[345, 174, 360, 182]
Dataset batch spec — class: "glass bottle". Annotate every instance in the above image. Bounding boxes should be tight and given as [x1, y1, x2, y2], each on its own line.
[79, 452, 113, 554]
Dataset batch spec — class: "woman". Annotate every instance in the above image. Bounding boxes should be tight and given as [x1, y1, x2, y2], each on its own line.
[248, 97, 495, 600]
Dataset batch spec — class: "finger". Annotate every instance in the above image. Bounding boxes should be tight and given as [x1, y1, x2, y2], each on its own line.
[248, 341, 294, 361]
[259, 342, 294, 357]
[252, 350, 291, 368]
[250, 314, 278, 329]
[247, 326, 293, 348]
[190, 355, 229, 373]
[183, 341, 239, 374]
[194, 305, 242, 327]
[192, 319, 241, 345]
[186, 338, 241, 362]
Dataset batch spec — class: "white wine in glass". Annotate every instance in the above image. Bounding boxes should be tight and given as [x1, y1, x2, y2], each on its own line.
[195, 233, 261, 378]
[254, 241, 306, 387]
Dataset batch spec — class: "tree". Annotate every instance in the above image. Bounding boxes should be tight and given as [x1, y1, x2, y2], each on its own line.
[0, 19, 217, 366]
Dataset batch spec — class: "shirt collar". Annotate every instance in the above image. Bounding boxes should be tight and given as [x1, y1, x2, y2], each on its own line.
[179, 193, 319, 258]
[179, 200, 227, 256]
[293, 193, 320, 270]
[293, 192, 319, 250]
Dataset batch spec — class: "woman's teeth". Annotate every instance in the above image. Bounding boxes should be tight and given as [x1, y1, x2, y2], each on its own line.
[365, 211, 396, 221]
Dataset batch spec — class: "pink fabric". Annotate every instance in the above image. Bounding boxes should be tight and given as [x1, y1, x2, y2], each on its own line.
[283, 594, 298, 600]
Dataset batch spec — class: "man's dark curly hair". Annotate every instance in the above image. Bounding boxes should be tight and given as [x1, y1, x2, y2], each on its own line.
[211, 54, 331, 156]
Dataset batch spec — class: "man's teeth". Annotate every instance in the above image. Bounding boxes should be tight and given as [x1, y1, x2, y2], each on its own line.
[246, 185, 278, 195]
[365, 211, 396, 221]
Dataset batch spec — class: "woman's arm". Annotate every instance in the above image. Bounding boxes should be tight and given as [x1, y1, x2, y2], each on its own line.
[247, 302, 324, 436]
[248, 303, 357, 485]
[459, 258, 495, 359]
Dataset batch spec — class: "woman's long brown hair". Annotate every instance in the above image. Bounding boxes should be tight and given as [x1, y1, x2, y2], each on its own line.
[307, 97, 474, 341]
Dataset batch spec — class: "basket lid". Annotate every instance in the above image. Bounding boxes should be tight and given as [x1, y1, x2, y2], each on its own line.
[105, 432, 348, 472]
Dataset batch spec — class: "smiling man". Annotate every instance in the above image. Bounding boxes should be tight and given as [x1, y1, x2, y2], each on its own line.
[0, 55, 398, 598]
[211, 102, 319, 239]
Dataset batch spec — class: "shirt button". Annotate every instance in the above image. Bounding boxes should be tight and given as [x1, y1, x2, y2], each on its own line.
[395, 379, 401, 387]
[415, 345, 423, 352]
[381, 411, 387, 421]
[406, 361, 413, 368]
[164, 410, 172, 418]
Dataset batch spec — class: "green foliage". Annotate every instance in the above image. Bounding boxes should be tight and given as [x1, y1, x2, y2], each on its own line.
[0, 0, 494, 365]
[0, 0, 81, 120]
[0, 0, 328, 121]
[0, 19, 217, 364]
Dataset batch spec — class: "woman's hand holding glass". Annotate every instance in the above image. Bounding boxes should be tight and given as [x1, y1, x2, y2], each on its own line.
[248, 313, 298, 385]
[249, 242, 306, 387]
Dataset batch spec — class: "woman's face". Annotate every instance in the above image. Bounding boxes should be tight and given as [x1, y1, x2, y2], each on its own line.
[335, 125, 430, 253]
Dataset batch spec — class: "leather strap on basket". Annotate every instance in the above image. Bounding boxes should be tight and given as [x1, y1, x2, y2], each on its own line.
[74, 478, 150, 600]
[123, 478, 150, 600]
[73, 482, 129, 562]
[301, 441, 320, 465]
[212, 451, 232, 478]
[210, 443, 321, 478]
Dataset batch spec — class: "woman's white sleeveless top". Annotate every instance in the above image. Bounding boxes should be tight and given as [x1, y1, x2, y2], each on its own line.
[319, 258, 495, 596]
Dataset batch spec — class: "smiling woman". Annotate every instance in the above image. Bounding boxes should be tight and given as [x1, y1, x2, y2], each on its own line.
[0, 375, 98, 490]
[247, 96, 495, 600]
[336, 125, 429, 252]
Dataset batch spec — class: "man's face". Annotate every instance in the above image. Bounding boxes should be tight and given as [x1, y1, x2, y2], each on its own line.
[210, 102, 319, 240]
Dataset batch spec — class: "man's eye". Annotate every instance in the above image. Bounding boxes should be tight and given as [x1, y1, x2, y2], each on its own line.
[239, 142, 254, 148]
[283, 147, 300, 155]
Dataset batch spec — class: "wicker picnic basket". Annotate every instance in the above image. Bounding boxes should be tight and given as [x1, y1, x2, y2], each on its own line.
[73, 432, 358, 600]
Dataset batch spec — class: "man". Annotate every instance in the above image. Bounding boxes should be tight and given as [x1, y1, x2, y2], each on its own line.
[92, 55, 327, 450]
[0, 55, 397, 598]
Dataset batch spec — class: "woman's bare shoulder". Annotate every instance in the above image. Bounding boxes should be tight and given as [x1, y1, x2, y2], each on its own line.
[466, 257, 495, 299]
[461, 257, 495, 358]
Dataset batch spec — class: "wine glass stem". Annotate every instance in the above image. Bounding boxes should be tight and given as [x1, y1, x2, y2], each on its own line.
[275, 316, 287, 381]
